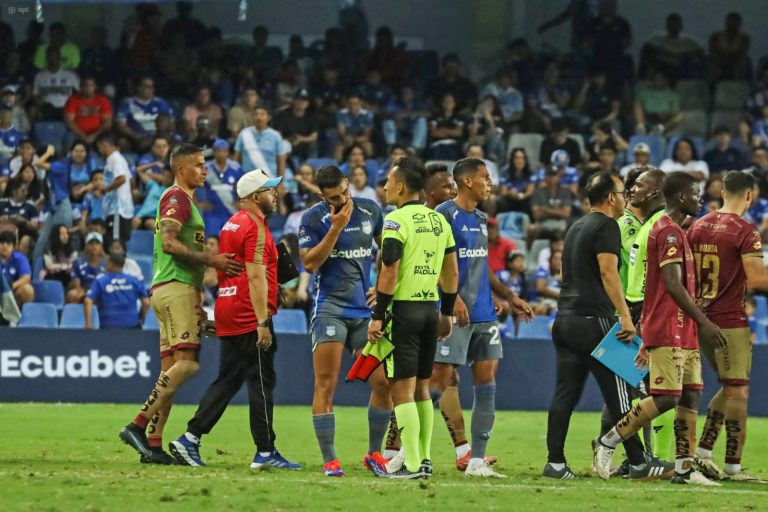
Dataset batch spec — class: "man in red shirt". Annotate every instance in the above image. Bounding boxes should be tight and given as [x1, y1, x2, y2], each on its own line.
[486, 217, 517, 273]
[170, 169, 301, 470]
[688, 171, 768, 482]
[594, 172, 727, 486]
[63, 76, 112, 144]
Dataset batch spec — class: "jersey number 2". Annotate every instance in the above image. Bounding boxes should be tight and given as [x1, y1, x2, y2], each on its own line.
[488, 325, 501, 345]
[693, 253, 719, 299]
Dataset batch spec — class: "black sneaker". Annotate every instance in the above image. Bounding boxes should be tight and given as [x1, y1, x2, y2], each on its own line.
[610, 458, 630, 478]
[384, 466, 425, 480]
[420, 459, 433, 479]
[119, 424, 151, 457]
[628, 455, 674, 481]
[542, 462, 575, 479]
[140, 448, 178, 465]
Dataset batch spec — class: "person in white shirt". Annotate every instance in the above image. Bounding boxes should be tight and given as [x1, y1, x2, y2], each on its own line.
[619, 142, 652, 177]
[659, 137, 709, 182]
[33, 46, 80, 119]
[96, 133, 134, 245]
[348, 164, 379, 204]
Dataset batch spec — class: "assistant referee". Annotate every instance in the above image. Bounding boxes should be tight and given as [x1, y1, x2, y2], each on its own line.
[544, 171, 649, 479]
[367, 157, 458, 479]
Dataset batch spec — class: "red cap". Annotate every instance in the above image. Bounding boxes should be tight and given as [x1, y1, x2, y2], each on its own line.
[487, 217, 498, 227]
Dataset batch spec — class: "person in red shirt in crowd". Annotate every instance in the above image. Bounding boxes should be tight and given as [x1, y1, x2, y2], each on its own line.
[169, 169, 301, 470]
[486, 216, 518, 273]
[63, 76, 113, 144]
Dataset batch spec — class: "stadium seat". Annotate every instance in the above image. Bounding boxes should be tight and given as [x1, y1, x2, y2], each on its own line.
[754, 320, 768, 345]
[273, 309, 308, 334]
[526, 239, 550, 270]
[18, 303, 58, 328]
[676, 80, 709, 110]
[142, 308, 159, 331]
[627, 135, 664, 167]
[709, 110, 742, 135]
[32, 280, 64, 310]
[675, 110, 708, 138]
[755, 295, 768, 321]
[500, 315, 516, 342]
[713, 81, 750, 109]
[508, 133, 544, 167]
[305, 158, 337, 170]
[126, 230, 154, 257]
[496, 211, 530, 241]
[60, 304, 100, 329]
[516, 316, 552, 340]
[32, 122, 67, 154]
[134, 255, 154, 287]
[365, 159, 380, 187]
[665, 135, 705, 160]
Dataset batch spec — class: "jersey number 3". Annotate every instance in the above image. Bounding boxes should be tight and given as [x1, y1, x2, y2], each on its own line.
[693, 253, 720, 300]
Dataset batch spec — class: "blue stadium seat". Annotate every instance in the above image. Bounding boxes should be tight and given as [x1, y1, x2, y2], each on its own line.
[127, 230, 154, 257]
[273, 309, 308, 334]
[755, 295, 768, 321]
[33, 257, 43, 279]
[18, 303, 58, 328]
[33, 122, 67, 154]
[134, 255, 154, 287]
[665, 135, 705, 161]
[60, 304, 100, 329]
[754, 320, 768, 345]
[32, 280, 64, 310]
[142, 308, 159, 331]
[516, 316, 552, 340]
[496, 211, 530, 241]
[627, 135, 664, 167]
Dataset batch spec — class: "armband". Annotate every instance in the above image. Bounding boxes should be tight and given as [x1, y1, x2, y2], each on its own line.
[372, 291, 394, 320]
[440, 292, 457, 316]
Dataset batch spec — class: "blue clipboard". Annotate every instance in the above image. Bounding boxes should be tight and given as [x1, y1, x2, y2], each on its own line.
[591, 323, 648, 388]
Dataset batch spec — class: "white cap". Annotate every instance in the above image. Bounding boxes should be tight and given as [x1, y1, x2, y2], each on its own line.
[85, 232, 103, 244]
[236, 169, 283, 199]
[633, 142, 651, 154]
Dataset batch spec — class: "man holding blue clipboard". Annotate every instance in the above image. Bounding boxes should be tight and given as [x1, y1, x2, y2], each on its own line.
[543, 171, 667, 480]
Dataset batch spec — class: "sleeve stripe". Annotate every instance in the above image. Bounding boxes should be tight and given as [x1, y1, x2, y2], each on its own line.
[245, 212, 266, 265]
[659, 258, 684, 267]
[741, 252, 764, 259]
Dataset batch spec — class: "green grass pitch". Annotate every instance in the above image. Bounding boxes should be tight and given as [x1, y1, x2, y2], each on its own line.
[1, 403, 767, 511]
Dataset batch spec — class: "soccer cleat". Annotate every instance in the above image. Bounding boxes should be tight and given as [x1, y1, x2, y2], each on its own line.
[140, 449, 178, 465]
[593, 442, 614, 480]
[119, 425, 151, 458]
[384, 466, 425, 480]
[628, 455, 674, 481]
[465, 459, 507, 478]
[542, 462, 575, 480]
[610, 458, 630, 478]
[169, 436, 206, 466]
[722, 470, 768, 483]
[363, 452, 388, 477]
[420, 459, 433, 479]
[250, 449, 302, 470]
[456, 450, 498, 471]
[671, 470, 721, 486]
[323, 459, 346, 477]
[385, 451, 405, 474]
[693, 456, 723, 481]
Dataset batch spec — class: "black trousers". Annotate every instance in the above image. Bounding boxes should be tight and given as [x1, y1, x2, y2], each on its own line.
[546, 315, 646, 465]
[187, 324, 278, 453]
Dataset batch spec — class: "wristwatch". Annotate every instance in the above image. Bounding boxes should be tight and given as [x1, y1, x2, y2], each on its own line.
[257, 318, 270, 328]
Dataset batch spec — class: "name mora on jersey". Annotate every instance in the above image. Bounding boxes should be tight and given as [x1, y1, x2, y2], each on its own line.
[330, 247, 373, 259]
[458, 247, 488, 258]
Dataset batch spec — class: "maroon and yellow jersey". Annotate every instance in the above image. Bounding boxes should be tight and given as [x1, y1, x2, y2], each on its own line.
[687, 211, 763, 329]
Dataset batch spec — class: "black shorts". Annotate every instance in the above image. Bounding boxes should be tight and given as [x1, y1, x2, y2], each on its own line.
[627, 300, 643, 326]
[385, 301, 438, 380]
[106, 214, 133, 245]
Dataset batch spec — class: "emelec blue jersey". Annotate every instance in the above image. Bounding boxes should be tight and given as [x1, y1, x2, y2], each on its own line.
[436, 200, 495, 323]
[299, 198, 383, 319]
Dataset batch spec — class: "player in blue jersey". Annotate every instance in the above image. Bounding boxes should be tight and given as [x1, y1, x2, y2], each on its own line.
[433, 157, 533, 477]
[299, 165, 389, 477]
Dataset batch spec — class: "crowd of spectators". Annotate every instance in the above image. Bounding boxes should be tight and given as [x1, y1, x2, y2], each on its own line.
[2, 1, 768, 328]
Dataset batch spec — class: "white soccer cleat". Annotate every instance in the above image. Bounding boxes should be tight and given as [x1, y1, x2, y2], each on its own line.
[385, 450, 405, 474]
[722, 470, 767, 483]
[671, 469, 722, 486]
[593, 443, 614, 480]
[465, 459, 507, 478]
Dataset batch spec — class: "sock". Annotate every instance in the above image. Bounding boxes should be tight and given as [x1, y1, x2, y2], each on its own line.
[259, 451, 271, 457]
[312, 413, 336, 463]
[548, 462, 565, 471]
[651, 408, 676, 460]
[698, 392, 726, 452]
[470, 383, 496, 460]
[616, 397, 660, 440]
[455, 442, 471, 459]
[367, 407, 392, 455]
[600, 427, 623, 449]
[184, 432, 200, 444]
[148, 438, 163, 449]
[723, 395, 748, 465]
[147, 401, 172, 448]
[385, 411, 401, 452]
[723, 463, 742, 475]
[674, 406, 698, 460]
[695, 447, 713, 459]
[439, 385, 467, 448]
[675, 456, 694, 474]
[394, 402, 421, 472]
[132, 414, 149, 430]
[415, 400, 434, 461]
[383, 449, 399, 459]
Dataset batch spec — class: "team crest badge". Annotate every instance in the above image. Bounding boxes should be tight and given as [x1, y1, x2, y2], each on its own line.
[480, 223, 487, 236]
[666, 233, 678, 244]
[361, 220, 372, 235]
[440, 345, 450, 356]
[326, 325, 336, 337]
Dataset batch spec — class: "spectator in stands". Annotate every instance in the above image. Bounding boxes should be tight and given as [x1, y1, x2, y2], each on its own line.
[108, 239, 143, 282]
[428, 53, 477, 113]
[428, 93, 465, 160]
[496, 251, 527, 300]
[201, 234, 219, 308]
[575, 70, 621, 135]
[481, 68, 524, 129]
[734, 118, 754, 158]
[704, 125, 748, 173]
[499, 147, 536, 214]
[66, 231, 104, 304]
[136, 135, 170, 179]
[9, 162, 48, 209]
[536, 149, 580, 196]
[0, 9, 14, 60]
[272, 89, 318, 161]
[539, 118, 582, 169]
[364, 25, 409, 89]
[116, 76, 174, 153]
[120, 2, 161, 74]
[585, 0, 631, 89]
[357, 67, 395, 115]
[7, 139, 54, 183]
[133, 164, 172, 230]
[33, 22, 80, 70]
[274, 60, 305, 109]
[155, 31, 199, 94]
[348, 165, 378, 204]
[96, 133, 133, 245]
[81, 170, 105, 223]
[660, 137, 709, 182]
[335, 92, 374, 160]
[619, 142, 651, 177]
[745, 182, 768, 240]
[641, 13, 705, 80]
[0, 231, 33, 305]
[242, 25, 283, 75]
[227, 85, 260, 142]
[468, 96, 506, 165]
[16, 21, 44, 67]
[197, 140, 242, 236]
[85, 250, 149, 329]
[701, 176, 724, 214]
[634, 69, 682, 135]
[536, 0, 598, 55]
[311, 67, 343, 148]
[80, 27, 116, 87]
[529, 166, 572, 243]
[56, 141, 94, 203]
[382, 85, 429, 154]
[189, 116, 216, 149]
[183, 85, 223, 142]
[746, 68, 768, 121]
[161, 1, 206, 49]
[338, 144, 366, 175]
[154, 113, 182, 146]
[487, 216, 518, 273]
[287, 34, 312, 78]
[276, 233, 310, 311]
[536, 232, 565, 272]
[0, 180, 39, 256]
[587, 121, 628, 162]
[752, 105, 768, 149]
[41, 224, 76, 285]
[206, 139, 243, 188]
[234, 106, 287, 177]
[290, 162, 321, 208]
[745, 146, 768, 199]
[1, 85, 31, 135]
[33, 46, 80, 120]
[0, 104, 25, 167]
[584, 143, 619, 184]
[527, 61, 573, 132]
[532, 250, 562, 315]
[708, 12, 751, 81]
[63, 76, 113, 146]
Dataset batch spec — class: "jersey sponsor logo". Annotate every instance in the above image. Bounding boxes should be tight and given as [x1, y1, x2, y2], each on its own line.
[299, 236, 311, 244]
[412, 213, 426, 222]
[218, 286, 238, 297]
[344, 226, 360, 232]
[222, 221, 241, 232]
[462, 225, 469, 232]
[410, 289, 436, 300]
[423, 250, 435, 263]
[195, 232, 205, 244]
[165, 208, 177, 217]
[458, 247, 488, 258]
[0, 350, 152, 379]
[330, 247, 372, 259]
[362, 220, 372, 234]
[383, 220, 400, 231]
[624, 217, 633, 225]
[667, 247, 678, 257]
[480, 223, 487, 236]
[414, 265, 437, 275]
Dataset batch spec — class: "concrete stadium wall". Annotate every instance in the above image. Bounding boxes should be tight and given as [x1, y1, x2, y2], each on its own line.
[1, 328, 766, 416]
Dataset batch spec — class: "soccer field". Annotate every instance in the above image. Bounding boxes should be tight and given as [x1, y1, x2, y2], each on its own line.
[1, 404, 767, 511]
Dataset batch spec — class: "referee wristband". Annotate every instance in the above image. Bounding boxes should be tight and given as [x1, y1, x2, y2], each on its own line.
[372, 291, 394, 320]
[440, 292, 457, 316]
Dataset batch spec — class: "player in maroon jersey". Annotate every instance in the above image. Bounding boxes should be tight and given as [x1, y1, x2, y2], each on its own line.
[687, 171, 768, 482]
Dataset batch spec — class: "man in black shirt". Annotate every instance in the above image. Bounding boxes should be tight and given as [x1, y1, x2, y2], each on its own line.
[273, 89, 319, 161]
[543, 171, 672, 481]
[539, 119, 582, 167]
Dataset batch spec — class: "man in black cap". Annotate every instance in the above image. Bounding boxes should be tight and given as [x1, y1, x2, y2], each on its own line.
[273, 89, 318, 161]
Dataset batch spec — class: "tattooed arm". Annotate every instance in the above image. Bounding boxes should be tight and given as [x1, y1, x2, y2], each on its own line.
[160, 220, 243, 276]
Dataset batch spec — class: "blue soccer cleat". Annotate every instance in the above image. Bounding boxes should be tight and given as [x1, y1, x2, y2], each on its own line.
[169, 435, 206, 467]
[250, 449, 302, 470]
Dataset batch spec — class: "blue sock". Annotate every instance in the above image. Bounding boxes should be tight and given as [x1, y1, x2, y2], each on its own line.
[312, 413, 336, 463]
[368, 407, 392, 455]
[471, 383, 496, 460]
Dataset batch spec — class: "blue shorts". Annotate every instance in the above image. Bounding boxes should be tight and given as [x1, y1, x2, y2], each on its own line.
[311, 316, 369, 353]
